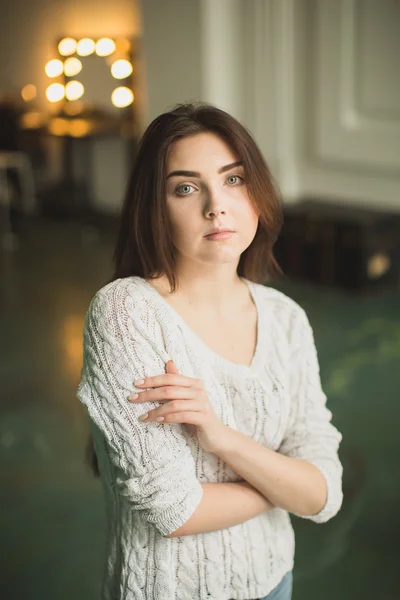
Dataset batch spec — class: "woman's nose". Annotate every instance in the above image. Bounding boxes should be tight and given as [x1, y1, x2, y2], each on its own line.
[206, 206, 226, 218]
[204, 187, 227, 217]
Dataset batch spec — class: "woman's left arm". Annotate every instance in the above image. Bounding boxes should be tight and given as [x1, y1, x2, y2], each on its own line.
[213, 305, 343, 523]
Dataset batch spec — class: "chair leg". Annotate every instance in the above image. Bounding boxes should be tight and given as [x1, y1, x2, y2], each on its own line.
[0, 168, 19, 251]
[18, 155, 36, 216]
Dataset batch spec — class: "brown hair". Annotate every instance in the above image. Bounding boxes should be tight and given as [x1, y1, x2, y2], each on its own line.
[86, 101, 283, 477]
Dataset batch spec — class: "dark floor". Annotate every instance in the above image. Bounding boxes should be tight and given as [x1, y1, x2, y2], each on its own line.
[1, 216, 399, 600]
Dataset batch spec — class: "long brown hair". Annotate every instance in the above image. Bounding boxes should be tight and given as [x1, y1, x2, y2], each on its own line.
[85, 101, 283, 477]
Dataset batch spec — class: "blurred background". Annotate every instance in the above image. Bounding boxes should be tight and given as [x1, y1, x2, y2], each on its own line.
[1, 0, 399, 598]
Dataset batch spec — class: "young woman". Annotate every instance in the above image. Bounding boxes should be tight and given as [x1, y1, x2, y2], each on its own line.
[78, 102, 343, 600]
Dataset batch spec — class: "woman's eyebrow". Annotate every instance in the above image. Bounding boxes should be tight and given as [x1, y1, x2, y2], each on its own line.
[166, 161, 243, 180]
[219, 160, 243, 174]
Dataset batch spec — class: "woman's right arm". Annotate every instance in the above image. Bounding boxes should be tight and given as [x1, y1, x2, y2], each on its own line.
[166, 481, 273, 538]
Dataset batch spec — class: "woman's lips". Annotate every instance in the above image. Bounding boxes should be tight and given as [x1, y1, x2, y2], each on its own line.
[204, 231, 235, 241]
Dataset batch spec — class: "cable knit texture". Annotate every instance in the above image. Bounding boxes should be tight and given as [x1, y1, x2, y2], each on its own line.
[77, 276, 343, 600]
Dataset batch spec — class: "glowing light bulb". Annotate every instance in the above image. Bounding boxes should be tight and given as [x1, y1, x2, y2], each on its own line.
[64, 57, 82, 77]
[49, 118, 69, 136]
[115, 38, 131, 53]
[65, 81, 84, 101]
[58, 38, 77, 56]
[21, 84, 37, 102]
[46, 83, 65, 103]
[64, 101, 84, 116]
[111, 59, 133, 79]
[96, 38, 116, 56]
[45, 59, 64, 78]
[69, 119, 91, 137]
[77, 38, 95, 56]
[20, 111, 42, 129]
[111, 87, 134, 108]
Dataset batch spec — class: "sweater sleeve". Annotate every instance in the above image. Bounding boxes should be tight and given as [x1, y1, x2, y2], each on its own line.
[77, 281, 204, 536]
[278, 305, 343, 524]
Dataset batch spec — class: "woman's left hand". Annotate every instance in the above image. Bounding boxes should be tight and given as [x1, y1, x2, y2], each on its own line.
[128, 360, 226, 453]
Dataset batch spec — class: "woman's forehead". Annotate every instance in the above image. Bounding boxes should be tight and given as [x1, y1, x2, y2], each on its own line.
[166, 132, 239, 170]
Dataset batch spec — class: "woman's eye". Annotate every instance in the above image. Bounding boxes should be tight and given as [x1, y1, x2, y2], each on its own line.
[176, 184, 195, 195]
[227, 175, 243, 185]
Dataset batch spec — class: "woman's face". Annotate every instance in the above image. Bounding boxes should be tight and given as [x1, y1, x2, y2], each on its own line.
[165, 131, 259, 272]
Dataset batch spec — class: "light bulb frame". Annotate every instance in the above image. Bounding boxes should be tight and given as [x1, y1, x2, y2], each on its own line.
[52, 35, 135, 113]
[44, 35, 136, 137]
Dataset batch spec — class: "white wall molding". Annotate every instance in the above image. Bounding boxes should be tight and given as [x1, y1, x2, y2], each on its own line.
[241, 1, 279, 179]
[314, 0, 400, 173]
[289, 0, 400, 211]
[200, 0, 246, 122]
[299, 163, 400, 213]
[340, 0, 400, 132]
[271, 0, 300, 199]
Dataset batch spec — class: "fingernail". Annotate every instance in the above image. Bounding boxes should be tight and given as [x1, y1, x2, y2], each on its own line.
[155, 416, 164, 422]
[128, 393, 139, 401]
[134, 379, 145, 386]
[139, 413, 148, 421]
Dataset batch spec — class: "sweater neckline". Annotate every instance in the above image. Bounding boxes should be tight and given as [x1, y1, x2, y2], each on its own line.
[134, 275, 264, 377]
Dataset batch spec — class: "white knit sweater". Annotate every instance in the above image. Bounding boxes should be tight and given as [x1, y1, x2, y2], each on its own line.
[77, 275, 343, 600]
